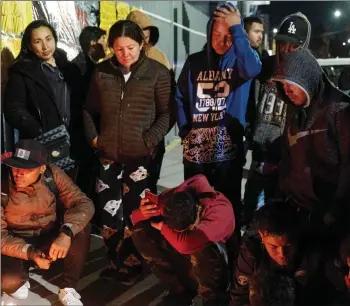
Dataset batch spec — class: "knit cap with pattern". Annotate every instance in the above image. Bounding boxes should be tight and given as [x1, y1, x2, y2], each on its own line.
[272, 48, 323, 108]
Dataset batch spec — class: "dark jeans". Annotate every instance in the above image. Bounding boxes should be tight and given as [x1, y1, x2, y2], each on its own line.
[1, 225, 91, 294]
[148, 141, 165, 194]
[184, 159, 243, 229]
[95, 157, 150, 267]
[132, 222, 230, 304]
[243, 161, 279, 225]
[75, 154, 98, 198]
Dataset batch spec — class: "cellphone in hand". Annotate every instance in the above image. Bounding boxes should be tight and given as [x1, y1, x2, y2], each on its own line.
[145, 190, 158, 206]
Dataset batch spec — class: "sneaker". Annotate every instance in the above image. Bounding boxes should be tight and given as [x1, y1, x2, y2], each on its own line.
[99, 259, 120, 280]
[117, 264, 143, 286]
[100, 264, 143, 285]
[10, 281, 30, 299]
[58, 288, 83, 306]
[99, 266, 119, 280]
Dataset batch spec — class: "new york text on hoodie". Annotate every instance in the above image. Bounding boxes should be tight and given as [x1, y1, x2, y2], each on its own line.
[175, 3, 261, 164]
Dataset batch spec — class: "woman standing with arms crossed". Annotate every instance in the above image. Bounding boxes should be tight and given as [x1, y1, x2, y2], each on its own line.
[83, 20, 171, 282]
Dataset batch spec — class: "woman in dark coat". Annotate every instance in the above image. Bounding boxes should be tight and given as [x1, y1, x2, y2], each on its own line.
[5, 20, 71, 139]
[83, 20, 171, 283]
[4, 20, 82, 173]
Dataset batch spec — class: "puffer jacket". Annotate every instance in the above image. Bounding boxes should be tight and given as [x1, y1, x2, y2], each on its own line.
[1, 165, 94, 260]
[83, 55, 171, 162]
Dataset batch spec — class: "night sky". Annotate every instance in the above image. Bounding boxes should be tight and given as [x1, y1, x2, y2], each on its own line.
[258, 1, 350, 38]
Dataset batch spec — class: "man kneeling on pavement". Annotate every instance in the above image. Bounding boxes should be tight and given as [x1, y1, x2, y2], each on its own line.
[131, 174, 235, 306]
[1, 140, 94, 306]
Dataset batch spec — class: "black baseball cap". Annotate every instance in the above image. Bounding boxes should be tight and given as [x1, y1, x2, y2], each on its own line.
[2, 139, 48, 169]
[275, 15, 308, 45]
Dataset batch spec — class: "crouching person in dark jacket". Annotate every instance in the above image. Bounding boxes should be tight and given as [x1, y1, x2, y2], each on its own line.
[1, 140, 94, 306]
[323, 234, 350, 305]
[231, 200, 326, 306]
[131, 174, 235, 306]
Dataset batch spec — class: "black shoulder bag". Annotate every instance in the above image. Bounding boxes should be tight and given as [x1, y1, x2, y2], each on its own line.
[35, 83, 75, 171]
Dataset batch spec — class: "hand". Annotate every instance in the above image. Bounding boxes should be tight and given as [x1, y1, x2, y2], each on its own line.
[92, 137, 98, 148]
[344, 275, 350, 289]
[33, 251, 52, 270]
[150, 221, 164, 231]
[139, 198, 161, 220]
[100, 158, 114, 166]
[213, 5, 241, 27]
[323, 212, 336, 227]
[49, 233, 72, 261]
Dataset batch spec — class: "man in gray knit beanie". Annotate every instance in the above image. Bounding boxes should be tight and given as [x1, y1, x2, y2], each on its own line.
[272, 49, 323, 108]
[273, 48, 350, 247]
[243, 12, 312, 226]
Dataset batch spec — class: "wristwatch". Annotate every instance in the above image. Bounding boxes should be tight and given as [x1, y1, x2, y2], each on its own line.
[59, 225, 74, 238]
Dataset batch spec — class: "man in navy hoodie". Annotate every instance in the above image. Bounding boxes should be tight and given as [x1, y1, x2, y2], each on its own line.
[175, 4, 261, 226]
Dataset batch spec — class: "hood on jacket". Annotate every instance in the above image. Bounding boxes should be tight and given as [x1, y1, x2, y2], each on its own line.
[206, 2, 243, 69]
[127, 10, 159, 46]
[272, 49, 323, 108]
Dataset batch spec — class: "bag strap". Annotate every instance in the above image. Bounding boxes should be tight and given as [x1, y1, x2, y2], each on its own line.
[43, 165, 59, 197]
[43, 165, 65, 224]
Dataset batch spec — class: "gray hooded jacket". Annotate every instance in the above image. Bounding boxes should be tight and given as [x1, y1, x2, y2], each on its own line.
[250, 12, 311, 163]
[273, 48, 350, 220]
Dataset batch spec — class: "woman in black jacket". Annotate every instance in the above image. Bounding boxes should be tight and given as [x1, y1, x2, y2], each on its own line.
[5, 20, 70, 138]
[4, 20, 81, 172]
[83, 20, 171, 283]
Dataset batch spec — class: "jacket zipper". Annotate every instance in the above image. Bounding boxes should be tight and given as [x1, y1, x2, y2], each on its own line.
[118, 79, 126, 158]
[118, 73, 134, 158]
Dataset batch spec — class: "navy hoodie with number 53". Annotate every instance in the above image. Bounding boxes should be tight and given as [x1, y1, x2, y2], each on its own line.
[175, 3, 261, 165]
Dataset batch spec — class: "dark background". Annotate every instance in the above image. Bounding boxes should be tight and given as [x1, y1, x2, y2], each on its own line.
[258, 1, 350, 57]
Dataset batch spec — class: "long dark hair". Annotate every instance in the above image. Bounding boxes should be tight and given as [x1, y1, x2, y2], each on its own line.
[15, 20, 58, 62]
[108, 20, 149, 54]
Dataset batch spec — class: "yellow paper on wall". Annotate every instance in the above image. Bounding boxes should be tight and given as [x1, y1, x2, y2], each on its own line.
[1, 1, 33, 35]
[100, 1, 117, 32]
[100, 1, 138, 58]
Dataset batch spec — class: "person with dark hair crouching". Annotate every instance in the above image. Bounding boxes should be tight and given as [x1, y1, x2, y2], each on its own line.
[131, 174, 235, 306]
[322, 234, 350, 305]
[231, 200, 328, 306]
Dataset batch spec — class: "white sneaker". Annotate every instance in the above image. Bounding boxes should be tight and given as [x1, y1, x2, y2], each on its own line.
[58, 288, 83, 306]
[10, 281, 30, 299]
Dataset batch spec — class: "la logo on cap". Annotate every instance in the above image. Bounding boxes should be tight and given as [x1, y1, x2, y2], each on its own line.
[15, 148, 30, 160]
[288, 22, 297, 34]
